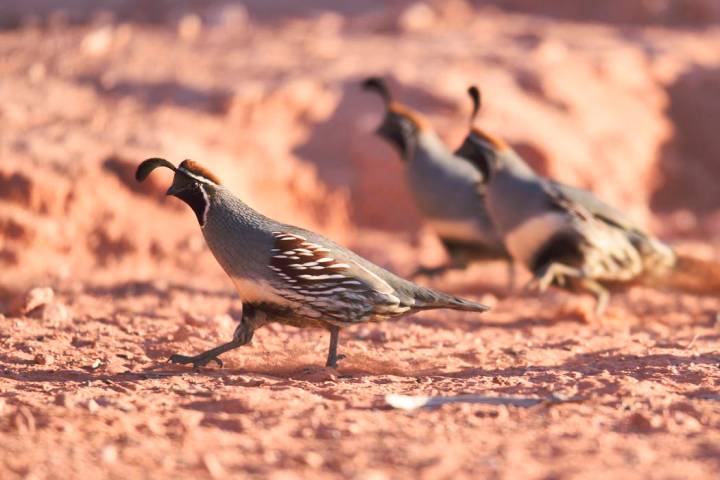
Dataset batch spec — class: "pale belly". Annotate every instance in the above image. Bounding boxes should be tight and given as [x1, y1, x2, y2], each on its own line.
[503, 212, 569, 267]
[230, 277, 291, 305]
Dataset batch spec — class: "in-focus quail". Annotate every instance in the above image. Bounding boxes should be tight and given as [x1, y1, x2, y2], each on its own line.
[361, 77, 513, 284]
[136, 158, 489, 368]
[454, 86, 680, 315]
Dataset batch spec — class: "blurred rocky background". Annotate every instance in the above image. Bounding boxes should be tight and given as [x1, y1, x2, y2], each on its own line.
[1, 0, 719, 290]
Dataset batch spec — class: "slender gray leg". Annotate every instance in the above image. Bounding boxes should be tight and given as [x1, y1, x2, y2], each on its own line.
[169, 305, 260, 370]
[325, 326, 341, 368]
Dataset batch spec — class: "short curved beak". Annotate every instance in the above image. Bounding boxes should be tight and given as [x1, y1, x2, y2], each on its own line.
[166, 184, 181, 196]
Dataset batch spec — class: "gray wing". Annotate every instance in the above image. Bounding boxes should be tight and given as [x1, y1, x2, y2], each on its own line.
[267, 231, 410, 324]
[549, 180, 642, 233]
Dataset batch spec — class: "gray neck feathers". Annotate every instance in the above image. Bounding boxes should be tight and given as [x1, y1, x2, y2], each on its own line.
[199, 187, 277, 280]
[412, 131, 483, 181]
[485, 154, 548, 234]
[405, 131, 499, 243]
[498, 149, 537, 179]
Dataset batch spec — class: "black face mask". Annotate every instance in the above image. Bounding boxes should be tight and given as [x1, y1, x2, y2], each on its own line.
[169, 182, 208, 226]
[377, 114, 418, 160]
[455, 137, 493, 181]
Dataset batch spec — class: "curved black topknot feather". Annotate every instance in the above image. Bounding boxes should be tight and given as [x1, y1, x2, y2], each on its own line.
[362, 77, 392, 106]
[136, 158, 177, 182]
[467, 86, 482, 126]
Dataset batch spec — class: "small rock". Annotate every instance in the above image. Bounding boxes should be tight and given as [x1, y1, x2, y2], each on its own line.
[184, 314, 210, 327]
[54, 393, 75, 408]
[623, 412, 661, 433]
[33, 353, 54, 366]
[81, 26, 114, 57]
[101, 445, 118, 464]
[86, 399, 100, 414]
[304, 452, 324, 468]
[398, 3, 436, 32]
[11, 287, 53, 315]
[115, 401, 135, 413]
[116, 351, 134, 360]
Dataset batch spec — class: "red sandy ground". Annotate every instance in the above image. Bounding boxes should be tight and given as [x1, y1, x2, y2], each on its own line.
[1, 2, 720, 479]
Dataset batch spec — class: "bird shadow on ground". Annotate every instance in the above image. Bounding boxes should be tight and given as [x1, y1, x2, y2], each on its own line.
[78, 280, 237, 300]
[1, 350, 716, 402]
[403, 351, 719, 384]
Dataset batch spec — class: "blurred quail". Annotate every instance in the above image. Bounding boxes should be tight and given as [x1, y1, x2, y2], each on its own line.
[454, 86, 677, 315]
[136, 158, 489, 368]
[362, 77, 513, 284]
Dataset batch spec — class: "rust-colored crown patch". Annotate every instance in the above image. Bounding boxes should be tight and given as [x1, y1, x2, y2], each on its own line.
[388, 102, 432, 132]
[470, 127, 509, 151]
[179, 159, 222, 185]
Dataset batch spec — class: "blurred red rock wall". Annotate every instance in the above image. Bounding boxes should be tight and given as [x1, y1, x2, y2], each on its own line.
[1, 0, 719, 289]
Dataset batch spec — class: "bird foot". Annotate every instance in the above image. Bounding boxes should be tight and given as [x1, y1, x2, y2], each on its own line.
[168, 352, 223, 371]
[525, 264, 570, 293]
[325, 354, 346, 369]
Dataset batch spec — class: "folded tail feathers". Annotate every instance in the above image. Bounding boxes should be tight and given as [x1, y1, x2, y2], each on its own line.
[414, 290, 490, 313]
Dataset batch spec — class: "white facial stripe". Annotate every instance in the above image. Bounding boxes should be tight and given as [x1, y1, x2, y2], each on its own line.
[178, 167, 217, 186]
[199, 183, 210, 227]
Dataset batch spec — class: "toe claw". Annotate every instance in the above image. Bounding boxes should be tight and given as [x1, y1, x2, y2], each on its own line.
[167, 353, 223, 370]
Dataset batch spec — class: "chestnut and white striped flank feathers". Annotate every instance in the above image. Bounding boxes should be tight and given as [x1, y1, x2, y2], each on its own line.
[267, 231, 410, 325]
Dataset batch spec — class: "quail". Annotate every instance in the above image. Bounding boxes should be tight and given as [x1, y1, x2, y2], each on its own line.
[136, 158, 489, 369]
[362, 77, 513, 284]
[454, 86, 679, 315]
